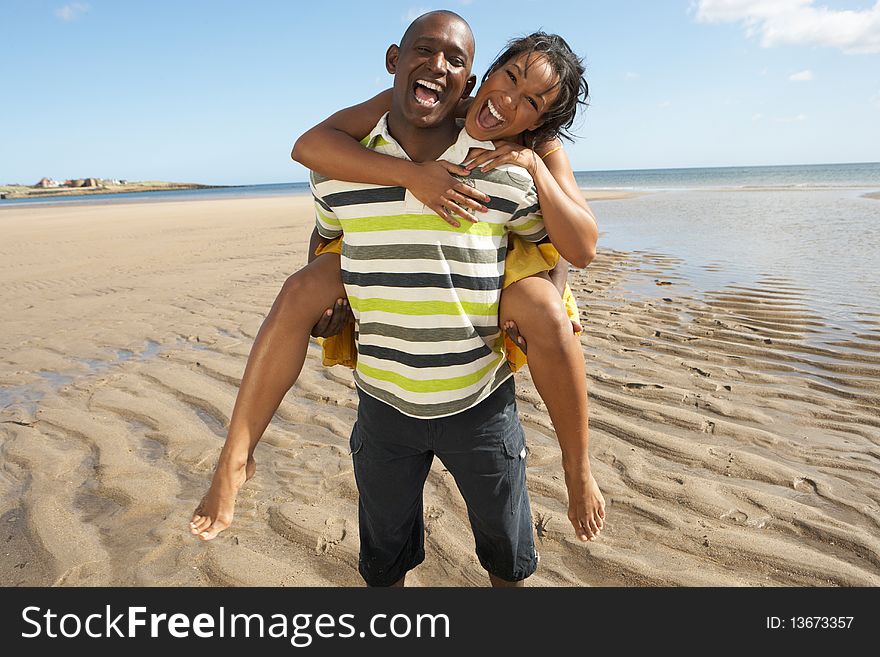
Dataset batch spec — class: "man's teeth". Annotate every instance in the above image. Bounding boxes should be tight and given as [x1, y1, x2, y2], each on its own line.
[487, 99, 505, 123]
[417, 79, 443, 92]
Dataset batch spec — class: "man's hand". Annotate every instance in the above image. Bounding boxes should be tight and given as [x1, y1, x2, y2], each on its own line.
[311, 298, 354, 338]
[408, 160, 490, 227]
[503, 316, 582, 354]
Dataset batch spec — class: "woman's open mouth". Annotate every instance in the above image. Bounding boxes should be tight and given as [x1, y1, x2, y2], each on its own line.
[476, 98, 506, 130]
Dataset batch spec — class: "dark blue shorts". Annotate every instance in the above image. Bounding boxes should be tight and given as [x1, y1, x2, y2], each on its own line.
[349, 377, 538, 586]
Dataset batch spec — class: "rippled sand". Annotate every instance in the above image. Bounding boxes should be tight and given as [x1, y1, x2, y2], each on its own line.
[1, 196, 878, 586]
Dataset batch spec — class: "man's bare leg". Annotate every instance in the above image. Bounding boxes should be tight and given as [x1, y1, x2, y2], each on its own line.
[500, 273, 606, 542]
[190, 253, 345, 540]
[489, 573, 525, 587]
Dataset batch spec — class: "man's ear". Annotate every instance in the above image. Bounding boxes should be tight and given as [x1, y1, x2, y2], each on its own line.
[386, 44, 399, 74]
[462, 74, 477, 98]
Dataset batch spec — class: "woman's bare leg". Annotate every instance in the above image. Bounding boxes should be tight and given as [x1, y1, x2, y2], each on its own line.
[190, 253, 344, 540]
[499, 273, 606, 542]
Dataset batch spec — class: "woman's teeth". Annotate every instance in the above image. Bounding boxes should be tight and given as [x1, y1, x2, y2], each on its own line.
[487, 99, 505, 123]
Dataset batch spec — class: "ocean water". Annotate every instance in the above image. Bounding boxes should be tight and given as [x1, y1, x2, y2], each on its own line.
[573, 161, 880, 191]
[4, 162, 877, 207]
[4, 162, 878, 325]
[585, 164, 880, 329]
[598, 161, 869, 329]
[592, 186, 879, 306]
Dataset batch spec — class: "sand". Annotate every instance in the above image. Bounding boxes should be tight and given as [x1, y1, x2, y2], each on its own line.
[1, 195, 878, 587]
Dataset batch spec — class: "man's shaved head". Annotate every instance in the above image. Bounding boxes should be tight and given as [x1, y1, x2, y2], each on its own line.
[400, 10, 474, 55]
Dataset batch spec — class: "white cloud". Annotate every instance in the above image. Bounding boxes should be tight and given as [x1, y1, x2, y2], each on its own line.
[752, 112, 764, 121]
[777, 113, 808, 122]
[693, 0, 880, 54]
[402, 7, 433, 24]
[658, 100, 672, 108]
[625, 71, 640, 80]
[55, 2, 90, 21]
[789, 69, 814, 81]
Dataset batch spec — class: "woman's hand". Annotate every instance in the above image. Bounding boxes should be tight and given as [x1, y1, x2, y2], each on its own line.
[465, 141, 540, 177]
[407, 160, 490, 228]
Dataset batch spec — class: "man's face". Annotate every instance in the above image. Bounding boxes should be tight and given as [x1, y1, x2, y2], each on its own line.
[386, 14, 476, 128]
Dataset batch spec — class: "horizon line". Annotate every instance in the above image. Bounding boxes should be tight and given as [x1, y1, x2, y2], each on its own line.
[5, 160, 879, 187]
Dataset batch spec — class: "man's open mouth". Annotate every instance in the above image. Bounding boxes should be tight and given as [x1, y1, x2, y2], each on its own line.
[413, 79, 444, 108]
[476, 98, 506, 130]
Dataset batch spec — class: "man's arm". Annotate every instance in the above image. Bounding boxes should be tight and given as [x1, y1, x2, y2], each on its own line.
[548, 254, 570, 297]
[307, 226, 332, 265]
[307, 190, 351, 337]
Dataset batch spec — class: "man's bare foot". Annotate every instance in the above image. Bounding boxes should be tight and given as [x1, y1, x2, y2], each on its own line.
[189, 455, 256, 541]
[565, 470, 606, 543]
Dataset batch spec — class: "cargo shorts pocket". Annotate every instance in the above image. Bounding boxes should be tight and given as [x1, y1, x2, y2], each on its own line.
[349, 423, 363, 456]
[501, 424, 527, 515]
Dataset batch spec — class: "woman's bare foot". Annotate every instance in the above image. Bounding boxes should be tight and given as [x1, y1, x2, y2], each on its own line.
[565, 470, 606, 542]
[189, 455, 256, 541]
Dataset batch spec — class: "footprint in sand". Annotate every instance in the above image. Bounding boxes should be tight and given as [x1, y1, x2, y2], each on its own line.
[720, 509, 748, 524]
[793, 477, 818, 494]
[624, 382, 664, 390]
[315, 517, 346, 555]
[424, 506, 444, 537]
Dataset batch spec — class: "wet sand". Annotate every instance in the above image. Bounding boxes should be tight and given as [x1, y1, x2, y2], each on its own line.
[1, 195, 878, 586]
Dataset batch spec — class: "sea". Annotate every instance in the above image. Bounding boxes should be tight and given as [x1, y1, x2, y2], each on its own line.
[576, 163, 880, 326]
[3, 162, 879, 326]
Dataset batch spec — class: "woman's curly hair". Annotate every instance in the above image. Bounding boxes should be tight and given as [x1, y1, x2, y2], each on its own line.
[483, 32, 589, 149]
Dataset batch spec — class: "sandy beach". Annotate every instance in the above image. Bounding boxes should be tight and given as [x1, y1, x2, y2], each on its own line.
[1, 194, 878, 587]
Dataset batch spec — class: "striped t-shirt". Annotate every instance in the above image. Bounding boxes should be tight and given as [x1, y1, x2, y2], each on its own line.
[311, 113, 547, 419]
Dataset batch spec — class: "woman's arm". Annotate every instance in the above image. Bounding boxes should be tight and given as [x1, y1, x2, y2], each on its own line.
[467, 140, 598, 268]
[291, 90, 411, 185]
[291, 90, 489, 224]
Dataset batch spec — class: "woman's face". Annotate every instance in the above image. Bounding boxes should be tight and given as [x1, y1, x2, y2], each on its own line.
[464, 52, 560, 142]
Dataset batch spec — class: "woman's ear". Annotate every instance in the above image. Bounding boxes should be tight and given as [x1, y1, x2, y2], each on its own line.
[386, 44, 399, 74]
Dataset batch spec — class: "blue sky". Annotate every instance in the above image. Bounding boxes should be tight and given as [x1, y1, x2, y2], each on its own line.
[2, 0, 879, 184]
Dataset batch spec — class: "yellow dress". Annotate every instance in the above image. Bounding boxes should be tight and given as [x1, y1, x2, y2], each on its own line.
[313, 234, 582, 372]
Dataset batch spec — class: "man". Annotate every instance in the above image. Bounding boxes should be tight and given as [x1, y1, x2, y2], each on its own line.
[306, 10, 547, 587]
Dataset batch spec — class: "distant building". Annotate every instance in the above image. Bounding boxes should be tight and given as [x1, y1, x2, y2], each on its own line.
[35, 177, 60, 188]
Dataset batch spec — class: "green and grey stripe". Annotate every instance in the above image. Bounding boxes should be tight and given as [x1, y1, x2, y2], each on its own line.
[311, 113, 545, 418]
